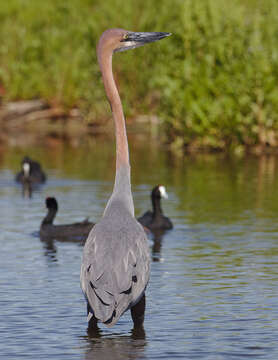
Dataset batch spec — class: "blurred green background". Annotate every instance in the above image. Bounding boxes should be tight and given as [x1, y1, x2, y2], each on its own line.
[0, 0, 278, 152]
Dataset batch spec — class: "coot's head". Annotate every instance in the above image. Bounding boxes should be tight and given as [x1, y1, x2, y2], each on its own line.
[152, 185, 168, 199]
[22, 156, 32, 176]
[46, 197, 58, 211]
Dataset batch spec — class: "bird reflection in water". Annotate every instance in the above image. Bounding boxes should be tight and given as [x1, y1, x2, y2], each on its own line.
[21, 179, 44, 198]
[22, 179, 32, 198]
[40, 234, 85, 264]
[151, 229, 168, 262]
[84, 326, 146, 360]
[41, 237, 58, 262]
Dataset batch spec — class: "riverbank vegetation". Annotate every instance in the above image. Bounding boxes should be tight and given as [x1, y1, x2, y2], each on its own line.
[0, 0, 278, 152]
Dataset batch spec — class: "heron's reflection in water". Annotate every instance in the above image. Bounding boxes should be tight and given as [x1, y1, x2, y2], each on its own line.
[84, 326, 147, 360]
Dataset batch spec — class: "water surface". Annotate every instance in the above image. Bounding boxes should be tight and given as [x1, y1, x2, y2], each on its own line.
[1, 141, 278, 359]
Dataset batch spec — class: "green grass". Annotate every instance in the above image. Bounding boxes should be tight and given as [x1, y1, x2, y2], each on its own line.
[1, 0, 278, 151]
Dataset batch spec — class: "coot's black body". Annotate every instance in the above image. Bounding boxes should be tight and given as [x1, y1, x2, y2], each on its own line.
[15, 156, 46, 184]
[40, 197, 94, 241]
[138, 185, 173, 231]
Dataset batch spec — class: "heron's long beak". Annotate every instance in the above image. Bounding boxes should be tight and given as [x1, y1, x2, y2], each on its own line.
[124, 31, 171, 44]
[115, 31, 171, 53]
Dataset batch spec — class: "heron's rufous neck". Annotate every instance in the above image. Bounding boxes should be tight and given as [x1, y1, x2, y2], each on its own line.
[97, 49, 130, 169]
[97, 43, 134, 216]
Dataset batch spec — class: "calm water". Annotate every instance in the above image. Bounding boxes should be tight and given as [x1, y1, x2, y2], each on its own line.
[1, 139, 278, 359]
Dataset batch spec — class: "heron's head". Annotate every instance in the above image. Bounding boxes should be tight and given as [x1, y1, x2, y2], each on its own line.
[97, 28, 171, 55]
[152, 185, 168, 200]
[46, 197, 58, 211]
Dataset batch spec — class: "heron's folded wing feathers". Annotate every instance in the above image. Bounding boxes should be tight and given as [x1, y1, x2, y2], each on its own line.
[81, 222, 150, 326]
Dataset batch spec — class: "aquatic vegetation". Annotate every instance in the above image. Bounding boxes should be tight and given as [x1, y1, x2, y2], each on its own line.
[0, 0, 278, 151]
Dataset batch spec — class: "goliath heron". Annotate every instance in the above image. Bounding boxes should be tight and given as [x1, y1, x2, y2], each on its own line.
[80, 28, 170, 329]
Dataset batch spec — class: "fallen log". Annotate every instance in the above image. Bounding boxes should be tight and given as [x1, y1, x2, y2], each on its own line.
[0, 99, 49, 121]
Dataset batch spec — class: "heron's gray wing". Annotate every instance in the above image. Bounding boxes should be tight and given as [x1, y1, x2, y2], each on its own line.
[80, 220, 150, 327]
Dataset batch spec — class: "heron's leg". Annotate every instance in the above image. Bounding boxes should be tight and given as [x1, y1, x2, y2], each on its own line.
[87, 303, 98, 330]
[88, 315, 98, 329]
[131, 293, 145, 328]
[87, 317, 101, 338]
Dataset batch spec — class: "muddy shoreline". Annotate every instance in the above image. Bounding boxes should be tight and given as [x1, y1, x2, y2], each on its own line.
[0, 99, 165, 151]
[0, 100, 105, 146]
[1, 100, 278, 155]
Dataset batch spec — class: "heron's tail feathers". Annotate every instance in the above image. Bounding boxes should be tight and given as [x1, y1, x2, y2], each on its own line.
[87, 280, 134, 327]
